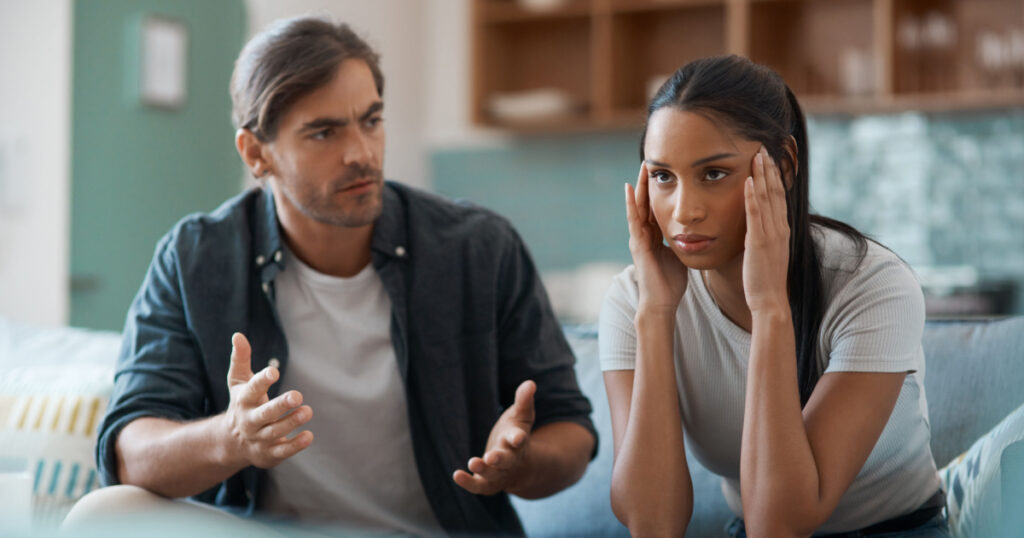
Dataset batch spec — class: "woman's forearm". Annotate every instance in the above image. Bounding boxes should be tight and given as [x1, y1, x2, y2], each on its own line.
[611, 309, 693, 536]
[740, 307, 822, 536]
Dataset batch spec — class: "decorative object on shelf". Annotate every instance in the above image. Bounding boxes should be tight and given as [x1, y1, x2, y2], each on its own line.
[138, 15, 188, 110]
[517, 0, 570, 13]
[839, 47, 876, 97]
[486, 88, 580, 122]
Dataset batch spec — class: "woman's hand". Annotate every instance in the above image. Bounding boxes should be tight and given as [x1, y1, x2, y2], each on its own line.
[625, 163, 688, 314]
[742, 147, 791, 314]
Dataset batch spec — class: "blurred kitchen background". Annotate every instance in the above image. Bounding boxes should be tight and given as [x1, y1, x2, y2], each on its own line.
[1, 0, 1022, 332]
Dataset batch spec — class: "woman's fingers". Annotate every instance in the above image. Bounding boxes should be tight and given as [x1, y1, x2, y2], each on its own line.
[636, 163, 650, 223]
[744, 175, 762, 242]
[761, 147, 787, 231]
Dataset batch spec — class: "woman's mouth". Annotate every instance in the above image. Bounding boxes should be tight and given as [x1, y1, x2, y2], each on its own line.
[673, 234, 714, 253]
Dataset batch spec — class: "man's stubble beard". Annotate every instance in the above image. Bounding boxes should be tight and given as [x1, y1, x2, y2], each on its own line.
[286, 165, 385, 228]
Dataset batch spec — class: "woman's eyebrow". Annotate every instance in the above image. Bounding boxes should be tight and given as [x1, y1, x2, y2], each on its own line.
[690, 153, 735, 168]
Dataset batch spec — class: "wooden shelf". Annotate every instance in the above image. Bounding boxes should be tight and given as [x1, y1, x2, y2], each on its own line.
[471, 0, 1024, 132]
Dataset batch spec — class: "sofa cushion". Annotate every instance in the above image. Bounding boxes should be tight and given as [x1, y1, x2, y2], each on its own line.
[0, 319, 121, 529]
[923, 317, 1024, 467]
[939, 403, 1024, 538]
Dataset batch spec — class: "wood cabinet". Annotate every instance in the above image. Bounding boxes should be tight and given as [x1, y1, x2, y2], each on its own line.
[471, 0, 1024, 131]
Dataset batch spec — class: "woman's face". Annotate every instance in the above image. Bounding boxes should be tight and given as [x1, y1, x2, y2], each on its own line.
[643, 108, 763, 271]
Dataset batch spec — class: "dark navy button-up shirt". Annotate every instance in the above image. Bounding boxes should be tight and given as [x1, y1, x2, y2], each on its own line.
[96, 181, 596, 535]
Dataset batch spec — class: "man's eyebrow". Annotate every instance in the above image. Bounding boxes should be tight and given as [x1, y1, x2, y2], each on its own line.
[359, 101, 384, 122]
[298, 102, 383, 132]
[300, 117, 348, 132]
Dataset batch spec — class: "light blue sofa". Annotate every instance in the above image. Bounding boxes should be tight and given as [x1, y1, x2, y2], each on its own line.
[513, 317, 1024, 537]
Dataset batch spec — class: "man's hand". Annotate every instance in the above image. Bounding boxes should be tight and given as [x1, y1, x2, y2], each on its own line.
[453, 380, 536, 496]
[221, 333, 313, 469]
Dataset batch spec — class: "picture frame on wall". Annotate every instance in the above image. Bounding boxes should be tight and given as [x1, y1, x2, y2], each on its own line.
[138, 15, 188, 110]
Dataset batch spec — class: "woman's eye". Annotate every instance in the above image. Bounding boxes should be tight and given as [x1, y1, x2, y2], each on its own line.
[704, 169, 728, 182]
[651, 171, 674, 184]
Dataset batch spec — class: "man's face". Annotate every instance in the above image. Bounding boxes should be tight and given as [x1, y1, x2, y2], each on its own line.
[265, 59, 385, 228]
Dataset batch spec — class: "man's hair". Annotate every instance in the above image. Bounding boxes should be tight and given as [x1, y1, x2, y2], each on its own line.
[230, 16, 384, 141]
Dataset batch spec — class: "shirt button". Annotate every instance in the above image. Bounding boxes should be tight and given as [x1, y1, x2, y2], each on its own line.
[261, 282, 270, 294]
[245, 489, 253, 500]
[255, 255, 265, 266]
[274, 251, 282, 263]
[268, 358, 280, 369]
[395, 246, 406, 257]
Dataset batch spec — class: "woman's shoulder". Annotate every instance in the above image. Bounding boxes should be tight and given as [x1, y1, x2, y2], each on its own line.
[813, 225, 915, 281]
[813, 225, 924, 323]
[604, 265, 640, 307]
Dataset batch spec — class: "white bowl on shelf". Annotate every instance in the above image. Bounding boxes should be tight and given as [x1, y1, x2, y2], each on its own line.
[517, 0, 570, 13]
[486, 88, 578, 122]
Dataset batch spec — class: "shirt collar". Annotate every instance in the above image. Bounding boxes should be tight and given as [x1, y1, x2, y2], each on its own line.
[252, 187, 286, 281]
[371, 181, 409, 262]
[251, 182, 409, 278]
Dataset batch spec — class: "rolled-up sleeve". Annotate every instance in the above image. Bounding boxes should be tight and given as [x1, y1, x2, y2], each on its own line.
[493, 223, 598, 456]
[95, 231, 208, 486]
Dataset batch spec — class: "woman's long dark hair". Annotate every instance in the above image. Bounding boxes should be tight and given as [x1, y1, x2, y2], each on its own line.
[641, 55, 867, 406]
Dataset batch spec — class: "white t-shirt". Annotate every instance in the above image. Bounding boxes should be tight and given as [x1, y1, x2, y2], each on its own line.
[259, 249, 442, 536]
[599, 226, 942, 533]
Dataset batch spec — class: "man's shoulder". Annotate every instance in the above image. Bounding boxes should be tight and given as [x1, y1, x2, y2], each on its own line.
[155, 188, 263, 263]
[387, 181, 519, 246]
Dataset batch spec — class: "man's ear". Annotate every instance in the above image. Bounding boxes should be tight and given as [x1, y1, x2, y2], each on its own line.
[236, 128, 272, 179]
[781, 135, 799, 190]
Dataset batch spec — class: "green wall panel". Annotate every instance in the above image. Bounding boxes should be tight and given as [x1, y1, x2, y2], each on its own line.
[71, 0, 246, 330]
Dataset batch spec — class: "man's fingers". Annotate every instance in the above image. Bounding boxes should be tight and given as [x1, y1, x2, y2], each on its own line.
[504, 427, 529, 449]
[511, 380, 536, 425]
[483, 447, 517, 470]
[252, 390, 303, 426]
[265, 430, 314, 464]
[227, 333, 254, 386]
[467, 457, 503, 485]
[241, 366, 279, 406]
[256, 404, 312, 441]
[452, 470, 490, 495]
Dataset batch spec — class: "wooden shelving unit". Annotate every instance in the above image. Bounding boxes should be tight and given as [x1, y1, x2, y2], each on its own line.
[471, 0, 1024, 132]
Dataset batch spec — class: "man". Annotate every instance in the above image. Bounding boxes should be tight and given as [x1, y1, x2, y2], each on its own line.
[76, 16, 595, 536]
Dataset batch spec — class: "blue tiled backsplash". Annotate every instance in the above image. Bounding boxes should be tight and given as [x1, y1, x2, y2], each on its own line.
[431, 109, 1024, 313]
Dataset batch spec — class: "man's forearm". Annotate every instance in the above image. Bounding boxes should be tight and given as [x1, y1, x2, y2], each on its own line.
[116, 415, 245, 498]
[506, 421, 594, 499]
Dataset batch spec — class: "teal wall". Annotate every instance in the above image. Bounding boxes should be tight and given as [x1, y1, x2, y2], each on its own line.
[70, 0, 247, 330]
[433, 133, 639, 271]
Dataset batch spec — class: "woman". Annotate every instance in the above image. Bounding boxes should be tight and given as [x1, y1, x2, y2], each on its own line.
[600, 55, 948, 537]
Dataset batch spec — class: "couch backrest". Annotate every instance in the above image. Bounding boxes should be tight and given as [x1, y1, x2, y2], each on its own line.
[922, 317, 1024, 467]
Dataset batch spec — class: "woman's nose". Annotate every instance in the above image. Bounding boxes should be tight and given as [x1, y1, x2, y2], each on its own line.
[672, 183, 706, 224]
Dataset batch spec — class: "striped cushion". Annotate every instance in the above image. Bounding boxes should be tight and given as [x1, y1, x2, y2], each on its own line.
[0, 321, 118, 530]
[940, 403, 1024, 538]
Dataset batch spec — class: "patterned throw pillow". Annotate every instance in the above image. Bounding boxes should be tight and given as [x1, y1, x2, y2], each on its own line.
[0, 320, 120, 529]
[939, 403, 1024, 538]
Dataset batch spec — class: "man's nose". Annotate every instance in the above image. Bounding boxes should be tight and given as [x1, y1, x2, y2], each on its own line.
[342, 128, 374, 165]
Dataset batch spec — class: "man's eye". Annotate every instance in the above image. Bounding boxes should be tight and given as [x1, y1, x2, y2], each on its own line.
[364, 116, 383, 128]
[311, 128, 333, 140]
[705, 169, 728, 182]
